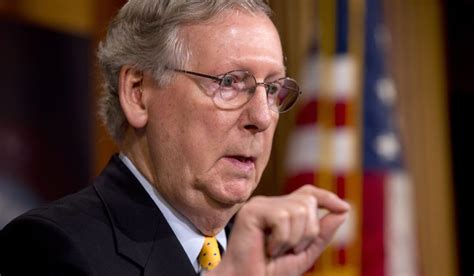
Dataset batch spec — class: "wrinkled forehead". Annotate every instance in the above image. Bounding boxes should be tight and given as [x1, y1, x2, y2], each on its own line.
[181, 10, 285, 75]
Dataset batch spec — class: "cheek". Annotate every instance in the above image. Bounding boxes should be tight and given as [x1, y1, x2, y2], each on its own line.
[149, 95, 235, 173]
[180, 112, 235, 165]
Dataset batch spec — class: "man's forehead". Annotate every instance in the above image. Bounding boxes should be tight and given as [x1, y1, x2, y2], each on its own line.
[181, 11, 284, 74]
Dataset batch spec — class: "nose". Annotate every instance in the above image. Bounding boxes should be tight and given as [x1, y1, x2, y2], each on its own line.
[241, 85, 277, 133]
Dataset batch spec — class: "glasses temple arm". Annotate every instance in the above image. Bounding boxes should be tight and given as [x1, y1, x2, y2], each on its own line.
[172, 69, 221, 82]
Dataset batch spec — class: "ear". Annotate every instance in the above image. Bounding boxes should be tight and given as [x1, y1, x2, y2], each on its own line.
[118, 66, 148, 129]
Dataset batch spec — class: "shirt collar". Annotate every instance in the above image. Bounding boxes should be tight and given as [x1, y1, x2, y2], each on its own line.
[119, 154, 227, 272]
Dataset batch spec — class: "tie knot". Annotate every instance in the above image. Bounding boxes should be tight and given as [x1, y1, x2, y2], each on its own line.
[198, 236, 221, 271]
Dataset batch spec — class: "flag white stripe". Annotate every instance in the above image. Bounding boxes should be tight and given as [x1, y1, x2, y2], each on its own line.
[285, 125, 356, 175]
[385, 172, 419, 276]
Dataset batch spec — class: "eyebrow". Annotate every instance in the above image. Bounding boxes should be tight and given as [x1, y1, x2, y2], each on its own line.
[220, 60, 286, 79]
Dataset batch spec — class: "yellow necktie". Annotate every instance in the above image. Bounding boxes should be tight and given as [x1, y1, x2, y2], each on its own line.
[198, 236, 221, 271]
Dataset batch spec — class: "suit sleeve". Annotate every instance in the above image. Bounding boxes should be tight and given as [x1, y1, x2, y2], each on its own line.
[0, 215, 93, 276]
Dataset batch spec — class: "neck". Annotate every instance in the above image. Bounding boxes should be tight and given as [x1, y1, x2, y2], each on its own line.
[120, 129, 156, 187]
[120, 129, 239, 236]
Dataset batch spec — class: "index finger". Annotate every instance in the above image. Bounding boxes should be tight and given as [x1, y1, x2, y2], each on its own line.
[293, 185, 350, 213]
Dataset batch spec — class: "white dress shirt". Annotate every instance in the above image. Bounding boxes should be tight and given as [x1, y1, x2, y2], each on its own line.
[119, 154, 227, 273]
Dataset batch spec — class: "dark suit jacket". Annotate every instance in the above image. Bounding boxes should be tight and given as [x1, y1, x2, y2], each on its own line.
[0, 155, 201, 276]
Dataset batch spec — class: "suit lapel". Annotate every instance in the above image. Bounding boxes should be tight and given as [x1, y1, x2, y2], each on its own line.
[93, 155, 196, 275]
[143, 221, 197, 276]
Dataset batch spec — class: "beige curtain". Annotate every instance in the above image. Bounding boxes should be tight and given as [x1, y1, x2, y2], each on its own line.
[384, 1, 458, 275]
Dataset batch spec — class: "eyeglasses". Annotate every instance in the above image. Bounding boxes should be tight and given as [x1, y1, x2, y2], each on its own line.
[172, 69, 302, 113]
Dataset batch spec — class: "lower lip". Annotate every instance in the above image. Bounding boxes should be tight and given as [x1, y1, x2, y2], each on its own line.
[223, 157, 255, 172]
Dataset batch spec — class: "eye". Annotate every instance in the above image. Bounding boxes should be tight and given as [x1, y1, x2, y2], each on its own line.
[266, 83, 280, 95]
[221, 75, 237, 87]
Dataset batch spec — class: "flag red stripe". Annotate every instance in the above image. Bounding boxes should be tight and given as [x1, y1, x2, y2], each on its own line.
[283, 172, 315, 194]
[334, 101, 347, 127]
[296, 99, 318, 126]
[335, 174, 346, 199]
[337, 246, 347, 265]
[362, 171, 385, 276]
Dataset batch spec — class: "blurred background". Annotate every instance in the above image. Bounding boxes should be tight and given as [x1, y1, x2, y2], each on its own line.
[0, 0, 470, 275]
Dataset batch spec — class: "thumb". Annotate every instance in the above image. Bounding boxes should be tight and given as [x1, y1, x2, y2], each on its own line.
[316, 211, 349, 249]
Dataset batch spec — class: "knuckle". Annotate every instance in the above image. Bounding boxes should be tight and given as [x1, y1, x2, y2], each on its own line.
[306, 224, 319, 237]
[275, 209, 290, 222]
[297, 184, 314, 193]
[293, 204, 307, 218]
[304, 194, 317, 207]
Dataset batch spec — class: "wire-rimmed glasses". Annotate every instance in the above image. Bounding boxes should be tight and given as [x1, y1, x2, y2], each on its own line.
[173, 69, 302, 113]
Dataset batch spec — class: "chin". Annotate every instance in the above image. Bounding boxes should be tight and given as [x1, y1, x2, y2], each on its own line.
[207, 178, 256, 206]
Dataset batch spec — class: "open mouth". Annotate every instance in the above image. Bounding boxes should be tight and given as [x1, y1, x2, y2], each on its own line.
[231, 156, 255, 163]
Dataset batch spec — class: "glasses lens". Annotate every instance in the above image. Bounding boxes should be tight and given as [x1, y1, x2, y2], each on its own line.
[275, 79, 300, 112]
[213, 70, 300, 113]
[216, 71, 254, 108]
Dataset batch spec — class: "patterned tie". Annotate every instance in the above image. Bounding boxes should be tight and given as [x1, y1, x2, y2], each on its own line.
[198, 236, 221, 271]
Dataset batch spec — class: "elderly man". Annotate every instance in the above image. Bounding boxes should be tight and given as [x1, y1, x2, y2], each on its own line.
[0, 0, 349, 275]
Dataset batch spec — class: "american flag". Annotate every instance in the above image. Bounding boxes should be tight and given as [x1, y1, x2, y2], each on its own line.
[284, 0, 418, 275]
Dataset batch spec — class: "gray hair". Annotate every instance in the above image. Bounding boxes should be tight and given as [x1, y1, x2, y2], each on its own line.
[97, 0, 272, 142]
